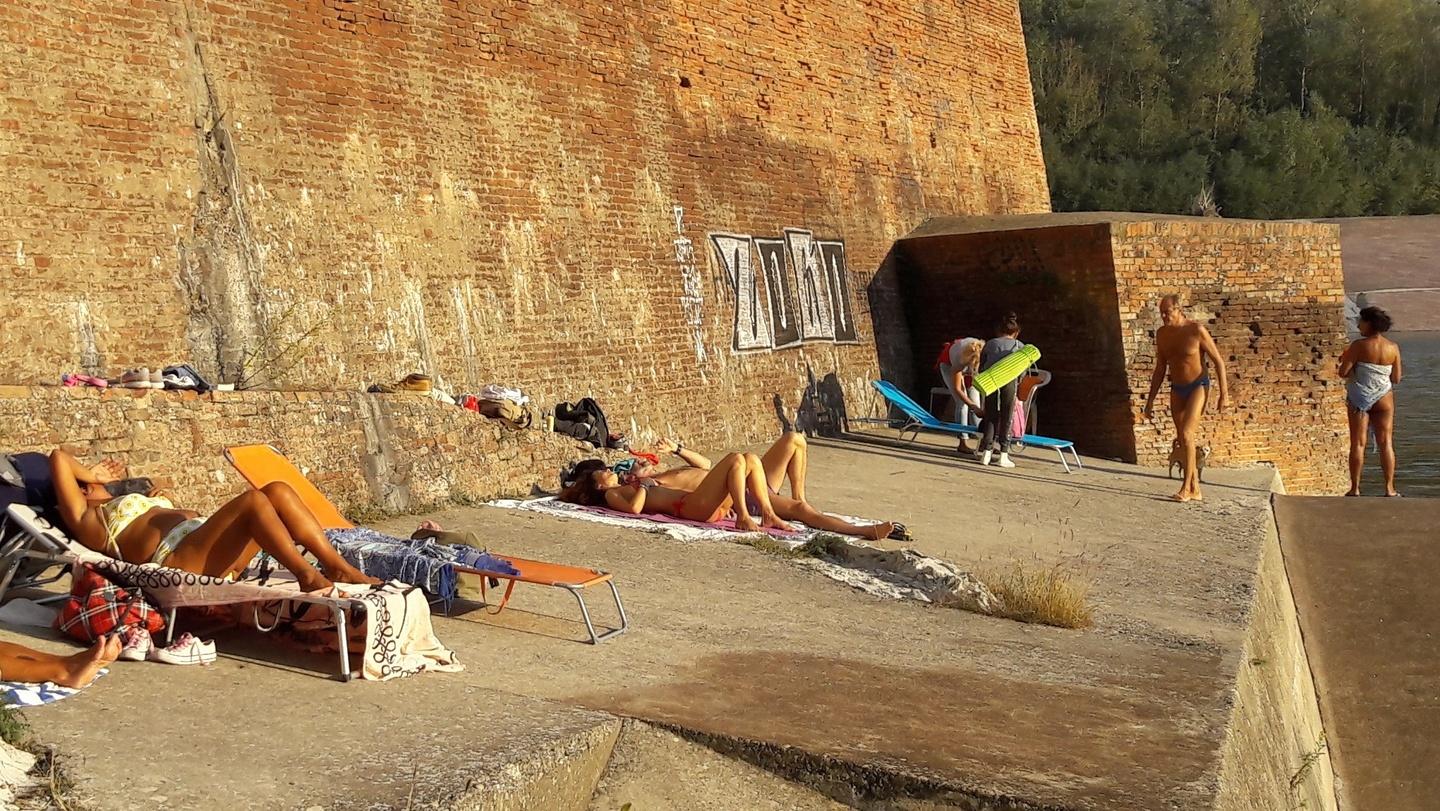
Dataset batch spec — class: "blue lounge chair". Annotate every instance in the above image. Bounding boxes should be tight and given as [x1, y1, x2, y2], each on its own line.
[871, 380, 1083, 473]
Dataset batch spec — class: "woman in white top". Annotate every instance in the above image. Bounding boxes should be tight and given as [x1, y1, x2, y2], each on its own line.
[938, 337, 986, 426]
[1338, 306, 1404, 497]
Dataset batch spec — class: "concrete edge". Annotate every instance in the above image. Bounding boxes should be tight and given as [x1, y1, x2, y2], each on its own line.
[648, 721, 1070, 811]
[452, 717, 622, 811]
[1211, 491, 1338, 810]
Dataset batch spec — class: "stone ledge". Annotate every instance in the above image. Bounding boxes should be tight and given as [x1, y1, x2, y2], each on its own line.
[0, 385, 593, 514]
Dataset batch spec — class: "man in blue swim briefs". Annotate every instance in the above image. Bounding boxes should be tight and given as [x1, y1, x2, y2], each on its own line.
[1142, 294, 1230, 502]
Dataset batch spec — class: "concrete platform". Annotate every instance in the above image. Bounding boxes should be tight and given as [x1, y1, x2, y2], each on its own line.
[4, 432, 1294, 809]
[1276, 495, 1440, 811]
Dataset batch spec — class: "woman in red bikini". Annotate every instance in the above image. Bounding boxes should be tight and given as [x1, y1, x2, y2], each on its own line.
[559, 452, 794, 533]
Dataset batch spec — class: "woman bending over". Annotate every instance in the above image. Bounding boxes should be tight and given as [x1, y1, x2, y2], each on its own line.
[560, 452, 794, 532]
[51, 449, 379, 591]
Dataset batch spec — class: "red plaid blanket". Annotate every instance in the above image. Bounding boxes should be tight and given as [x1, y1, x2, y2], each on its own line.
[55, 563, 166, 642]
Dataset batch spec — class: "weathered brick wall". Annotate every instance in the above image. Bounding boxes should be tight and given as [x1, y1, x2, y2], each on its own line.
[888, 216, 1349, 494]
[1112, 220, 1349, 494]
[0, 0, 1050, 454]
[892, 224, 1134, 458]
[0, 386, 601, 515]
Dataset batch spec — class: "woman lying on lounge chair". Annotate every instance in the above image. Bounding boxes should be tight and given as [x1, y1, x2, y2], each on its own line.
[621, 433, 901, 541]
[560, 452, 794, 533]
[50, 450, 379, 592]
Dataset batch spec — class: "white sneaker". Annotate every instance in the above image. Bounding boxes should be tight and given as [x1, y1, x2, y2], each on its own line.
[118, 626, 153, 661]
[997, 453, 1016, 469]
[148, 633, 217, 665]
[979, 450, 993, 466]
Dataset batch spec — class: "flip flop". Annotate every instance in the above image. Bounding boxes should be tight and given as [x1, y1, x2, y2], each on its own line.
[887, 522, 914, 542]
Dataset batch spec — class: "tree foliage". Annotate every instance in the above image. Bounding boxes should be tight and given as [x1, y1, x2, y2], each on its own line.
[1022, 0, 1440, 217]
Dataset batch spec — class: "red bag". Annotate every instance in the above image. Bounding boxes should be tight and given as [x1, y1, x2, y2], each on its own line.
[55, 564, 166, 643]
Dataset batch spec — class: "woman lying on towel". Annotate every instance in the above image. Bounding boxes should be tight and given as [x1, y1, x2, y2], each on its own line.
[621, 433, 900, 541]
[50, 450, 379, 592]
[560, 452, 795, 533]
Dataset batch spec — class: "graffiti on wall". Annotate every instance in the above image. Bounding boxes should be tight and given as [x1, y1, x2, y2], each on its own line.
[673, 206, 708, 366]
[708, 228, 859, 352]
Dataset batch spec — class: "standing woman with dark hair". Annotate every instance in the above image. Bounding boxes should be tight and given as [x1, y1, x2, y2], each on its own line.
[976, 312, 1025, 468]
[1339, 306, 1404, 496]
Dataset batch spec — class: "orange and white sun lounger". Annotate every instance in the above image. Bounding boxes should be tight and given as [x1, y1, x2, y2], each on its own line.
[223, 444, 628, 644]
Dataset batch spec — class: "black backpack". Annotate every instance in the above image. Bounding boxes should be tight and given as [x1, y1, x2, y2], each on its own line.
[554, 398, 612, 448]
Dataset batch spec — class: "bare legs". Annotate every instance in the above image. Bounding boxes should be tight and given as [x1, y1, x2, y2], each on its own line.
[1373, 398, 1398, 496]
[770, 494, 893, 540]
[1346, 406, 1368, 496]
[743, 453, 795, 531]
[0, 637, 120, 688]
[1170, 387, 1208, 502]
[673, 453, 793, 532]
[757, 433, 891, 538]
[165, 484, 379, 591]
[759, 432, 807, 502]
[1348, 395, 1399, 496]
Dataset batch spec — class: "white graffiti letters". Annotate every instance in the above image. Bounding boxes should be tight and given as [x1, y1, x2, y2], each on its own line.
[708, 228, 858, 353]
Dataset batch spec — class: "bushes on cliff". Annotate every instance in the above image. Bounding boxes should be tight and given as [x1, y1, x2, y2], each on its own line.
[1022, 0, 1440, 218]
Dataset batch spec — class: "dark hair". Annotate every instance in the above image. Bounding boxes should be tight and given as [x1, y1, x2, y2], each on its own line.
[559, 459, 610, 506]
[997, 311, 1020, 335]
[1358, 305, 1393, 333]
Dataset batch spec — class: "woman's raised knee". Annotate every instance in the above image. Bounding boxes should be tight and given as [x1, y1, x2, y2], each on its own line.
[260, 481, 298, 498]
[785, 432, 806, 450]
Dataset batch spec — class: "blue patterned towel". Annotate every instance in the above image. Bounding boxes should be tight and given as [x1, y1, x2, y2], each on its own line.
[1, 669, 108, 708]
[324, 529, 521, 600]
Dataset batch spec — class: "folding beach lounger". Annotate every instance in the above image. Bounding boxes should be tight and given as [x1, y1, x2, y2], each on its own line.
[223, 444, 628, 644]
[871, 380, 1084, 473]
[1, 504, 367, 680]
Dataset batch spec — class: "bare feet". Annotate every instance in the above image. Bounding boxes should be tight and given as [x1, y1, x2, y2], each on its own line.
[762, 514, 796, 532]
[324, 563, 381, 586]
[1345, 489, 1361, 497]
[1171, 490, 1192, 503]
[863, 521, 896, 541]
[298, 570, 336, 593]
[57, 636, 121, 688]
[736, 515, 762, 533]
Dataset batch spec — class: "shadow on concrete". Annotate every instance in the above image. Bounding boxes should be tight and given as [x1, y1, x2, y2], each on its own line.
[441, 601, 616, 645]
[815, 432, 1253, 502]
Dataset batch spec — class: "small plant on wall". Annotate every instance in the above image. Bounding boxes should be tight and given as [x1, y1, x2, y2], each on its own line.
[235, 299, 324, 390]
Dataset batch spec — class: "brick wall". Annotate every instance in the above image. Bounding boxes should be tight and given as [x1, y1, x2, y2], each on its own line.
[0, 386, 602, 515]
[893, 224, 1134, 458]
[0, 0, 1050, 455]
[889, 216, 1349, 494]
[1112, 220, 1349, 494]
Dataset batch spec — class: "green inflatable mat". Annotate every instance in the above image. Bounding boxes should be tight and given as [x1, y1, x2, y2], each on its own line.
[974, 344, 1041, 396]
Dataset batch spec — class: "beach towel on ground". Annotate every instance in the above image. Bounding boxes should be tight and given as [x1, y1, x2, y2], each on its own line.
[488, 498, 998, 610]
[1, 669, 107, 709]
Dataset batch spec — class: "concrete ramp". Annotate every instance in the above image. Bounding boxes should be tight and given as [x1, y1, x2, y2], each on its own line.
[1275, 495, 1440, 810]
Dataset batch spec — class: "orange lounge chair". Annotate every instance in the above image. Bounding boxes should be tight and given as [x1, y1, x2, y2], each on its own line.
[223, 444, 628, 644]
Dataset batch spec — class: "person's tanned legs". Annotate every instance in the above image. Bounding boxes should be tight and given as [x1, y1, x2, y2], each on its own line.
[0, 637, 121, 688]
[1170, 386, 1208, 501]
[1370, 394, 1399, 496]
[1346, 406, 1369, 496]
[759, 432, 807, 501]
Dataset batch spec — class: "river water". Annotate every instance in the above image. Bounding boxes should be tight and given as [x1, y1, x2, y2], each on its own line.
[1360, 331, 1440, 498]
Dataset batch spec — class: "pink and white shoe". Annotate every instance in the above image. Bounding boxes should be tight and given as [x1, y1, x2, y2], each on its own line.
[118, 626, 153, 662]
[148, 633, 217, 666]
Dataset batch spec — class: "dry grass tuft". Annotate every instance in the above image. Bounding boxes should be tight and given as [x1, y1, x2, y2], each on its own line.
[979, 560, 1095, 629]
